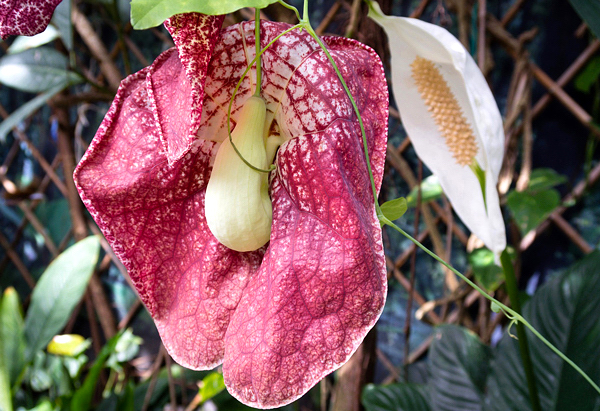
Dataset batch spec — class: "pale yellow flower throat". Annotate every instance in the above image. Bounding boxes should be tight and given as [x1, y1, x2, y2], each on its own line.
[410, 56, 478, 166]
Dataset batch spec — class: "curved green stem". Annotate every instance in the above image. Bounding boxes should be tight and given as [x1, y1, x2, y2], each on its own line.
[277, 0, 301, 21]
[225, 23, 302, 174]
[254, 9, 262, 97]
[382, 217, 600, 396]
[501, 250, 541, 411]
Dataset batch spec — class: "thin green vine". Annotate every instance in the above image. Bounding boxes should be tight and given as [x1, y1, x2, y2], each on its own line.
[254, 7, 262, 97]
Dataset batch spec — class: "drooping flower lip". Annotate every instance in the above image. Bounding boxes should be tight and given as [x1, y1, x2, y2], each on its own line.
[0, 0, 63, 39]
[74, 14, 389, 408]
[368, 2, 506, 254]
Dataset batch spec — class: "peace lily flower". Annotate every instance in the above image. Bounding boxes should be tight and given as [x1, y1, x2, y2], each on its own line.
[0, 0, 62, 38]
[74, 13, 388, 408]
[368, 2, 506, 254]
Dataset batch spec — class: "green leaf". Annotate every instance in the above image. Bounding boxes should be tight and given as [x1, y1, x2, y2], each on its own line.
[130, 0, 279, 30]
[486, 251, 600, 411]
[71, 330, 123, 411]
[0, 321, 12, 411]
[0, 83, 73, 143]
[527, 168, 567, 192]
[506, 189, 561, 235]
[199, 371, 226, 403]
[468, 248, 503, 292]
[7, 26, 61, 55]
[106, 328, 142, 370]
[380, 197, 407, 222]
[405, 175, 443, 207]
[24, 236, 100, 363]
[0, 287, 25, 385]
[429, 325, 491, 411]
[32, 199, 72, 250]
[0, 47, 81, 93]
[569, 0, 600, 40]
[362, 383, 431, 411]
[490, 301, 501, 313]
[52, 0, 73, 50]
[575, 56, 600, 94]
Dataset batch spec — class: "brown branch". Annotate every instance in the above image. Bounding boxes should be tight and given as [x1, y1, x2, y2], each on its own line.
[0, 230, 35, 289]
[71, 7, 122, 91]
[316, 2, 343, 36]
[345, 0, 362, 38]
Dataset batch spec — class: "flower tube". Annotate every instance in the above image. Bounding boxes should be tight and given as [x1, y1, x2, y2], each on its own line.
[74, 13, 389, 408]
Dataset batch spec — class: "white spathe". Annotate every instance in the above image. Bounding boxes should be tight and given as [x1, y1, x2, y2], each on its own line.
[369, 2, 506, 254]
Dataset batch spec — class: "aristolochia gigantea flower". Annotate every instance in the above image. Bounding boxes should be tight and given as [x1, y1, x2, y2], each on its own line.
[74, 13, 388, 408]
[0, 0, 62, 38]
[369, 2, 506, 254]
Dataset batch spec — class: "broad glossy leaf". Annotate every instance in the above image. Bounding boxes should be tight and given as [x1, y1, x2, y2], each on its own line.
[130, 0, 279, 29]
[0, 287, 25, 385]
[0, 0, 62, 38]
[569, 0, 600, 40]
[199, 371, 226, 403]
[486, 251, 600, 411]
[0, 83, 66, 142]
[362, 383, 430, 411]
[51, 0, 72, 50]
[24, 236, 100, 362]
[527, 168, 567, 192]
[0, 47, 81, 93]
[506, 189, 560, 235]
[7, 25, 60, 54]
[575, 56, 600, 94]
[429, 325, 490, 411]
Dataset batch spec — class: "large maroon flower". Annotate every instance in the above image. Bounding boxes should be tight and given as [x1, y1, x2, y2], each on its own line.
[74, 13, 388, 408]
[0, 0, 62, 38]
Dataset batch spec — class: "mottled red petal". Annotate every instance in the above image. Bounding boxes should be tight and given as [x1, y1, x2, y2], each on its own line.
[75, 19, 388, 407]
[0, 0, 62, 38]
[160, 13, 224, 164]
[74, 17, 260, 370]
[216, 26, 388, 407]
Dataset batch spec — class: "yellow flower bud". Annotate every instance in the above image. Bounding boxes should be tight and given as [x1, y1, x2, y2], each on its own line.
[205, 96, 272, 252]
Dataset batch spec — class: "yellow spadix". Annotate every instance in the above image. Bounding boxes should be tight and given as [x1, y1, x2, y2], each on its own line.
[205, 96, 272, 252]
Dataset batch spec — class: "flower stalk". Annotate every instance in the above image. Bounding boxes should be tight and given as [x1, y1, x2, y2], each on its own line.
[501, 249, 541, 411]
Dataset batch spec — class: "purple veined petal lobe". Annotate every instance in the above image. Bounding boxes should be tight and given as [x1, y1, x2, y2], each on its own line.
[0, 0, 62, 39]
[160, 13, 224, 164]
[74, 16, 388, 408]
